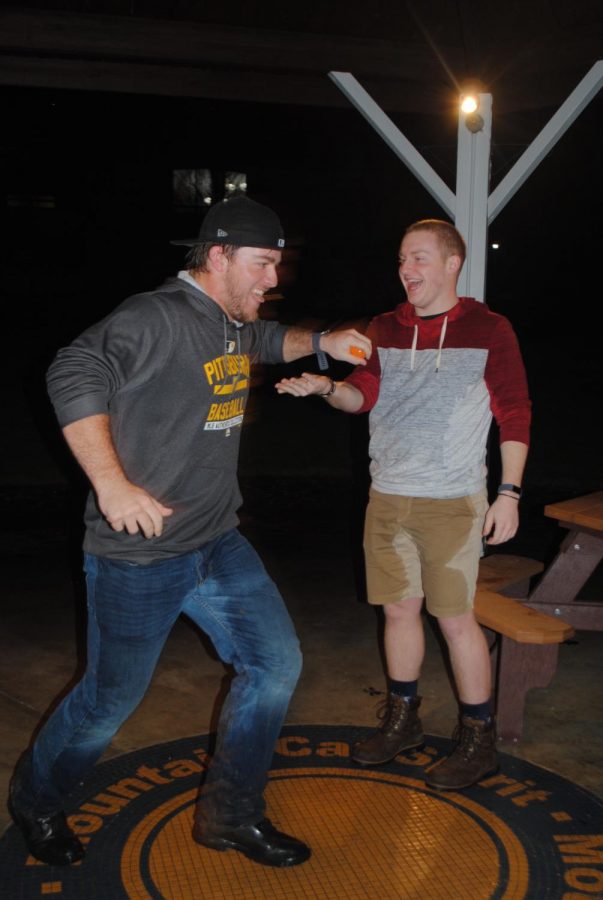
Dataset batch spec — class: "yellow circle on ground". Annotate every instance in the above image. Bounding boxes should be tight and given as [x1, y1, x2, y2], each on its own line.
[121, 768, 529, 899]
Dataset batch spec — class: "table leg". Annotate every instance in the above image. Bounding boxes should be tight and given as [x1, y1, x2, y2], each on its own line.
[495, 637, 560, 743]
[528, 529, 603, 607]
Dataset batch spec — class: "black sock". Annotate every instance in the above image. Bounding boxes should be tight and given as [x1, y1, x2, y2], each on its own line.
[460, 700, 492, 721]
[388, 679, 418, 699]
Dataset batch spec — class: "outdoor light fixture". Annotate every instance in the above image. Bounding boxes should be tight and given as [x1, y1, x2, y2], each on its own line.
[461, 95, 478, 114]
[465, 112, 484, 133]
[225, 172, 247, 196]
[460, 94, 484, 134]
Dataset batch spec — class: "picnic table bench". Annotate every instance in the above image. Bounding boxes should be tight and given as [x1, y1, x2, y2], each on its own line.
[474, 554, 574, 742]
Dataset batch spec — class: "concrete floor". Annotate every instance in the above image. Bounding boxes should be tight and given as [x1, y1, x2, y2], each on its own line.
[1, 388, 602, 839]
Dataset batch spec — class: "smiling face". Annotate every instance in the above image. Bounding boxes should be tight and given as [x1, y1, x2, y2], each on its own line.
[398, 230, 461, 315]
[219, 246, 281, 323]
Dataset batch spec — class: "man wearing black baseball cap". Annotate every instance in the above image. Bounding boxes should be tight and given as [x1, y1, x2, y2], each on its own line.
[173, 194, 286, 251]
[9, 197, 371, 869]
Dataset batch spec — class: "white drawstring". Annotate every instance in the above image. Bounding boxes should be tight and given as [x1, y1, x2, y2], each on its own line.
[410, 324, 418, 371]
[435, 316, 448, 372]
[410, 316, 447, 371]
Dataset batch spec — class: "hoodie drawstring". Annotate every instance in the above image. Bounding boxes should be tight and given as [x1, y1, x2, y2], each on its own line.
[221, 318, 243, 388]
[435, 316, 448, 372]
[410, 324, 418, 371]
[411, 315, 448, 372]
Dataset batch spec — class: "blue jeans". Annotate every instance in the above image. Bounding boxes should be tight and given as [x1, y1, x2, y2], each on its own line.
[16, 529, 302, 829]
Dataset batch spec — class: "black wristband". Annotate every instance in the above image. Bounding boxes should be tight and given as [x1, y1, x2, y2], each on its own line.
[312, 331, 329, 371]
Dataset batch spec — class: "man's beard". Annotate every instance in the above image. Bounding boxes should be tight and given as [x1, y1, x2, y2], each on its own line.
[226, 295, 258, 323]
[224, 271, 259, 323]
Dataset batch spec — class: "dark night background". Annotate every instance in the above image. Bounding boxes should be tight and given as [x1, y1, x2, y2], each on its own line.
[1, 2, 602, 562]
[1, 5, 603, 843]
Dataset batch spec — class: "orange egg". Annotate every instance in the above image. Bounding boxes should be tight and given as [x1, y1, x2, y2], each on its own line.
[350, 345, 366, 359]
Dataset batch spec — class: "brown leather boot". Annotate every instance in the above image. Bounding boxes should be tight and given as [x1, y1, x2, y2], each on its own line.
[425, 716, 499, 790]
[351, 694, 424, 765]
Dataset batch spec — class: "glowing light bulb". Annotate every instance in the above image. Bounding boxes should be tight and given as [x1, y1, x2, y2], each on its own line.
[461, 96, 478, 114]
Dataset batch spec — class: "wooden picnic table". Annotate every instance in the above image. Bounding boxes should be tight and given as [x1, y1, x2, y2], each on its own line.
[471, 491, 603, 741]
[526, 491, 603, 630]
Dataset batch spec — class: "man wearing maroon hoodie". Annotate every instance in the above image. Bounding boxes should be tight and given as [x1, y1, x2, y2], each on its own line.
[276, 219, 530, 790]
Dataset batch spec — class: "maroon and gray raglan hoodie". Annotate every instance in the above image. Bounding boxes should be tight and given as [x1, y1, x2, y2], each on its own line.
[346, 297, 531, 499]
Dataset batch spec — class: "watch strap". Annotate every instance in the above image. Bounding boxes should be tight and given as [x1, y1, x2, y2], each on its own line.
[312, 331, 329, 371]
[498, 483, 522, 498]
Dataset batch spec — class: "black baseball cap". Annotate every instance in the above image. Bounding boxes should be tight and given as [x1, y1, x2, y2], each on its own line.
[172, 197, 285, 249]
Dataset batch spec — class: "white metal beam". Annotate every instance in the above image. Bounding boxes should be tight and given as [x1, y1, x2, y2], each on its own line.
[456, 94, 492, 300]
[330, 63, 602, 304]
[329, 71, 456, 219]
[488, 61, 603, 223]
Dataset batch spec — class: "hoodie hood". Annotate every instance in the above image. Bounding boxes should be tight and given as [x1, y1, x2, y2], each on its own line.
[394, 296, 485, 326]
[395, 297, 487, 371]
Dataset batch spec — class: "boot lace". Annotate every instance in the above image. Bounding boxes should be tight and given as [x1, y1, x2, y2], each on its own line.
[451, 721, 482, 760]
[376, 695, 409, 734]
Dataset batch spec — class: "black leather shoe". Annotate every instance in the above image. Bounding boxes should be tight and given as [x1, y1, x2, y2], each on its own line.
[9, 792, 85, 866]
[193, 817, 311, 867]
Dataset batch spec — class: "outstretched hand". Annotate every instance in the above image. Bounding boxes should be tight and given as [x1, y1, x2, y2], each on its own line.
[275, 372, 332, 397]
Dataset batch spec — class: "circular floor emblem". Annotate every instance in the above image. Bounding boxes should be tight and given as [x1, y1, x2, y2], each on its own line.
[2, 725, 602, 899]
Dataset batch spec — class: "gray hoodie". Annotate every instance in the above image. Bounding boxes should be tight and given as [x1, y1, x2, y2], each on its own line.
[47, 276, 287, 561]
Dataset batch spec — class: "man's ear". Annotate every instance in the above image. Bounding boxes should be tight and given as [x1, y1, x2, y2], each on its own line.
[208, 244, 229, 272]
[446, 254, 462, 275]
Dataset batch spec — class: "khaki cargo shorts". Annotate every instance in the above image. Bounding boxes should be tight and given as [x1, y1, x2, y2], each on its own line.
[363, 487, 488, 618]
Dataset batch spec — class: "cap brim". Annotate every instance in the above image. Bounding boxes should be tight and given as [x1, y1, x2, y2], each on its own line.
[170, 238, 285, 249]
